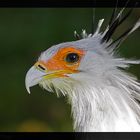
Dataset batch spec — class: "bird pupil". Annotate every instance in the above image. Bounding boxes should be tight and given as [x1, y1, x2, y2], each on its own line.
[66, 53, 79, 63]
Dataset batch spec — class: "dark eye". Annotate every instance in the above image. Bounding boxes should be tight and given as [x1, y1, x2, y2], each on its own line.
[65, 53, 79, 63]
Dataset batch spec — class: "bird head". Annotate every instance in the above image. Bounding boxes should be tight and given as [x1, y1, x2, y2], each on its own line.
[25, 8, 140, 131]
[25, 8, 140, 96]
[25, 33, 110, 94]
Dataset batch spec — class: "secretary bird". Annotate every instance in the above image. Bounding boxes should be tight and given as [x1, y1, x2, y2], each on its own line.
[25, 8, 140, 131]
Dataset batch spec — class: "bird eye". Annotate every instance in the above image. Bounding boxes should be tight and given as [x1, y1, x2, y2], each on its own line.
[65, 53, 79, 64]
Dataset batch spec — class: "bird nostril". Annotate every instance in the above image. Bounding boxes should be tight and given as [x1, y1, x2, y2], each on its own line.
[37, 64, 46, 71]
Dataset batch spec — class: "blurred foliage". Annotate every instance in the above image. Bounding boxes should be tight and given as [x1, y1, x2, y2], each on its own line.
[0, 8, 139, 132]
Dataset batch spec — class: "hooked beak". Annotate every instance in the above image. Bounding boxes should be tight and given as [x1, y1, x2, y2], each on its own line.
[25, 66, 46, 94]
[25, 62, 78, 94]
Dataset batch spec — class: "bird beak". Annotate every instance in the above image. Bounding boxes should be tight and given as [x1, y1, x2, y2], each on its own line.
[25, 61, 79, 94]
[25, 66, 46, 94]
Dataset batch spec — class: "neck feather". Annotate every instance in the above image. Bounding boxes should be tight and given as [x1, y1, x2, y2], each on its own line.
[67, 71, 140, 132]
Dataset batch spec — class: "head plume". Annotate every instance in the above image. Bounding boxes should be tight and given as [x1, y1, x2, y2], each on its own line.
[74, 6, 140, 53]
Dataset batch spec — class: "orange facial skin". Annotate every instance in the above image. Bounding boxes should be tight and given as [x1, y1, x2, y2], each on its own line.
[35, 47, 85, 76]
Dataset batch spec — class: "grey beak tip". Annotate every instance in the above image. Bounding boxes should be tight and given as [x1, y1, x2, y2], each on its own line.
[25, 82, 31, 94]
[27, 88, 31, 94]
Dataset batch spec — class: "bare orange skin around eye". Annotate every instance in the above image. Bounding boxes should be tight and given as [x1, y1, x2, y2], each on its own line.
[39, 47, 85, 72]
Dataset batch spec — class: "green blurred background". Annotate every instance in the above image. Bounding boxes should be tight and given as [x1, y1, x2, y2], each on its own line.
[0, 8, 139, 132]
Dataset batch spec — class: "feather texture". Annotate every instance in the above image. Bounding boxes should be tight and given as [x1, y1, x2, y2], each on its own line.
[39, 55, 140, 131]
[25, 7, 140, 132]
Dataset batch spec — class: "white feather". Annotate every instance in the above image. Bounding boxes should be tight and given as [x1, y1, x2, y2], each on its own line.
[93, 19, 104, 36]
[29, 8, 140, 132]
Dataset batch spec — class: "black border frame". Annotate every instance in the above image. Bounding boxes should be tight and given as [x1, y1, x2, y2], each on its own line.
[0, 0, 139, 7]
[0, 0, 140, 139]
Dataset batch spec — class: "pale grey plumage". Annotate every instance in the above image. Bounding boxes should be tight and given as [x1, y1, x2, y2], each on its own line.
[25, 8, 140, 131]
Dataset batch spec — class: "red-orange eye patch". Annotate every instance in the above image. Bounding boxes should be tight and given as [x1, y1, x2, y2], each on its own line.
[38, 46, 85, 72]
